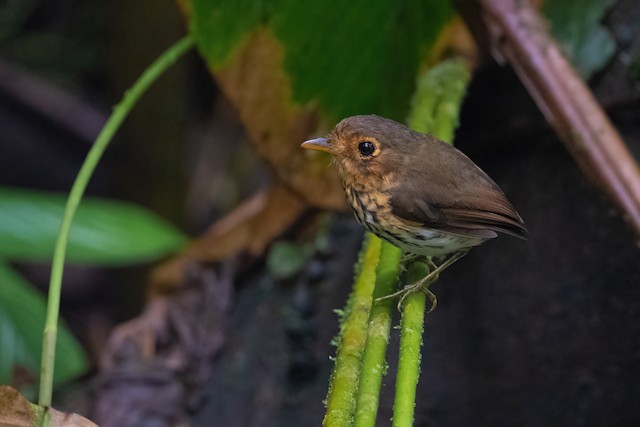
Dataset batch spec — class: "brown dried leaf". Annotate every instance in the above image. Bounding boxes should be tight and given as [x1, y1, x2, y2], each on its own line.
[150, 182, 308, 290]
[214, 28, 346, 211]
[0, 386, 97, 427]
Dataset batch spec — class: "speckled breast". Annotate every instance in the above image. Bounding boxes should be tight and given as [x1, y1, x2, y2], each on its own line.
[342, 180, 484, 257]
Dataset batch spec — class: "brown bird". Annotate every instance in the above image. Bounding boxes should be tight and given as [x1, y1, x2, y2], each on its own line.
[301, 115, 527, 306]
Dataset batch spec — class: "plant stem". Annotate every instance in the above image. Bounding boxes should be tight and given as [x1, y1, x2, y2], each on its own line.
[37, 35, 194, 408]
[407, 58, 469, 141]
[353, 241, 402, 427]
[393, 291, 426, 427]
[324, 234, 381, 427]
[392, 262, 429, 427]
[392, 59, 471, 426]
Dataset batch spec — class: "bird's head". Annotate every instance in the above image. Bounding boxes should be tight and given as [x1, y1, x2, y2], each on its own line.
[301, 115, 419, 186]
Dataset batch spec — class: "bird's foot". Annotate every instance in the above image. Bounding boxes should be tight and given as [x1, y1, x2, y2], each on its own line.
[375, 250, 470, 312]
[396, 268, 440, 311]
[375, 268, 440, 311]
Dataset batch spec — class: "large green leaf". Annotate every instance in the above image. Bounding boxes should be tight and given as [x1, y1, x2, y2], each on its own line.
[0, 187, 187, 265]
[189, 0, 453, 121]
[190, 0, 263, 67]
[0, 259, 87, 387]
[543, 0, 615, 78]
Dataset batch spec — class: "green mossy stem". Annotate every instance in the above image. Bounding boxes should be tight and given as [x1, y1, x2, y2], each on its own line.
[392, 262, 429, 427]
[392, 58, 470, 427]
[353, 242, 402, 427]
[323, 234, 381, 427]
[37, 35, 194, 409]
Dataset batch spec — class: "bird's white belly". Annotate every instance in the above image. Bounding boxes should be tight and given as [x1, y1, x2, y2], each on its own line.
[366, 219, 485, 257]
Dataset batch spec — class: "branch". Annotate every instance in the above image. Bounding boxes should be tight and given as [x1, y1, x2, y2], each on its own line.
[475, 0, 640, 237]
[0, 58, 105, 142]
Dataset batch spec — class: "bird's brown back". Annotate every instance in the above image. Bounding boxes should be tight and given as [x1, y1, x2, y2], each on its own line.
[333, 115, 527, 240]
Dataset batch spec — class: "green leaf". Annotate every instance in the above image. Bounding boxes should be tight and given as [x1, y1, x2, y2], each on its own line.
[0, 259, 87, 387]
[0, 187, 187, 265]
[189, 0, 262, 67]
[188, 0, 454, 121]
[543, 0, 615, 78]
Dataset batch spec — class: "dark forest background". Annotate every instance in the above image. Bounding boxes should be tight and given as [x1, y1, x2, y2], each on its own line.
[1, 0, 640, 426]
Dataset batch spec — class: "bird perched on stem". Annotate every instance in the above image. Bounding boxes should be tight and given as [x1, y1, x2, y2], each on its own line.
[301, 115, 527, 308]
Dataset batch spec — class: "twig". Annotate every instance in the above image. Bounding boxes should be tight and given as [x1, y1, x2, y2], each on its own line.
[0, 57, 106, 142]
[477, 0, 640, 238]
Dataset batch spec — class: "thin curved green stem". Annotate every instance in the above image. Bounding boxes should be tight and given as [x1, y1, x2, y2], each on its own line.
[38, 35, 194, 408]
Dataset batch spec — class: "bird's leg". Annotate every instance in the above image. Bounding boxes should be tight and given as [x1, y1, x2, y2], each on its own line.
[400, 252, 421, 264]
[423, 256, 438, 271]
[398, 252, 420, 272]
[376, 249, 470, 311]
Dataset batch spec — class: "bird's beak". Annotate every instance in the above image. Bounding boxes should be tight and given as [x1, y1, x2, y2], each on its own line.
[301, 137, 334, 154]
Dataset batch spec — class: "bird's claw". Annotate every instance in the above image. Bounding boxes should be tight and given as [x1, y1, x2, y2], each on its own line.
[394, 276, 438, 312]
[424, 288, 438, 312]
[376, 250, 469, 312]
[375, 271, 439, 312]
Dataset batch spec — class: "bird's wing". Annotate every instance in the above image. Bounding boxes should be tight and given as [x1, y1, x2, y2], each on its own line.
[388, 150, 528, 240]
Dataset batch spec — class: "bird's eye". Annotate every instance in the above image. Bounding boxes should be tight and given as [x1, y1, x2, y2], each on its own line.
[358, 141, 376, 156]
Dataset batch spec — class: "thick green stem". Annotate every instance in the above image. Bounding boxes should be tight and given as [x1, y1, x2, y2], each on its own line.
[353, 242, 402, 427]
[392, 59, 471, 426]
[392, 262, 429, 427]
[324, 234, 381, 427]
[37, 35, 194, 408]
[393, 291, 426, 427]
[407, 59, 469, 141]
